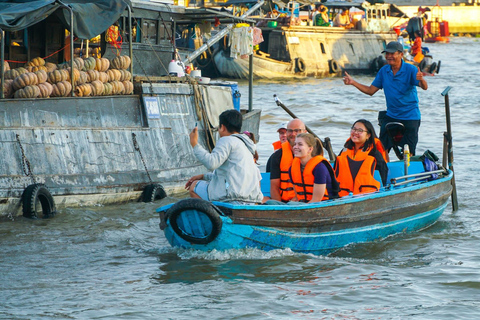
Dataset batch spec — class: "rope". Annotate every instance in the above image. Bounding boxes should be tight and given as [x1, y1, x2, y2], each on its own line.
[106, 26, 123, 56]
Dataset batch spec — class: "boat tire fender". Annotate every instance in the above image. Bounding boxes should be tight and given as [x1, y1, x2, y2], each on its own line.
[419, 59, 426, 71]
[436, 60, 441, 74]
[329, 59, 340, 74]
[22, 184, 56, 219]
[196, 50, 212, 68]
[142, 183, 167, 202]
[295, 57, 306, 73]
[429, 62, 437, 74]
[376, 55, 386, 71]
[167, 198, 223, 245]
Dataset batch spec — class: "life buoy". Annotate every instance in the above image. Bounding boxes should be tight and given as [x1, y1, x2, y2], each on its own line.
[436, 60, 441, 74]
[22, 184, 56, 219]
[142, 183, 167, 202]
[166, 198, 223, 244]
[329, 59, 339, 74]
[295, 57, 306, 72]
[419, 59, 426, 71]
[429, 62, 437, 74]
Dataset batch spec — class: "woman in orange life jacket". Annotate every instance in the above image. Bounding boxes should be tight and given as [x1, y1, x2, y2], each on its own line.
[334, 119, 388, 197]
[288, 133, 339, 203]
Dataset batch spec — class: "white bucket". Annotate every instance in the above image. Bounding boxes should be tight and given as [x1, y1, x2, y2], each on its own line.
[191, 70, 201, 78]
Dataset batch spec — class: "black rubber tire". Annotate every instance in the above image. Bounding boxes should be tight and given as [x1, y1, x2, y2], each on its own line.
[142, 184, 167, 202]
[167, 198, 223, 245]
[376, 55, 386, 71]
[22, 184, 56, 219]
[295, 57, 306, 73]
[429, 62, 437, 74]
[196, 50, 212, 68]
[329, 59, 339, 74]
[436, 60, 441, 74]
[419, 59, 426, 71]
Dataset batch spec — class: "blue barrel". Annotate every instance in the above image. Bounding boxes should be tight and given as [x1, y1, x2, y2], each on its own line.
[209, 81, 241, 111]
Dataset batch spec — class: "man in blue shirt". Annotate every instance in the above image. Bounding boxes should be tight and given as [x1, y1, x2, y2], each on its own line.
[342, 41, 428, 155]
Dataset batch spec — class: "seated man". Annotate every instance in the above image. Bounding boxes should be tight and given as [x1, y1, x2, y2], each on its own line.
[272, 122, 288, 151]
[266, 118, 307, 202]
[185, 109, 263, 204]
[333, 9, 354, 29]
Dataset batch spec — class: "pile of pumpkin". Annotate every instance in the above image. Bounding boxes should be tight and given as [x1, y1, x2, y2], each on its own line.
[1, 55, 133, 99]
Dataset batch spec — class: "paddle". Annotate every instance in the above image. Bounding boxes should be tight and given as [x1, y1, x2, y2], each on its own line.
[441, 86, 458, 212]
[273, 94, 336, 161]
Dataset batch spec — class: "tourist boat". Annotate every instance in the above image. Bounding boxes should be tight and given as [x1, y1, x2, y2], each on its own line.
[194, 1, 406, 79]
[157, 86, 459, 254]
[0, 0, 260, 219]
[158, 161, 453, 255]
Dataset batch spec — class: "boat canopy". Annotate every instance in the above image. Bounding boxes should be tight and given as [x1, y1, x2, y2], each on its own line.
[0, 0, 131, 39]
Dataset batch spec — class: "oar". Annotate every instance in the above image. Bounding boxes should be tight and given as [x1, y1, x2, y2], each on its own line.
[273, 94, 336, 161]
[441, 86, 458, 212]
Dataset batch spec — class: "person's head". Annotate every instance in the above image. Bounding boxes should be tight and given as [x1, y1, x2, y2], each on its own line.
[382, 41, 404, 67]
[286, 118, 307, 147]
[277, 122, 288, 143]
[345, 119, 377, 151]
[341, 9, 349, 16]
[414, 30, 421, 38]
[243, 131, 259, 163]
[293, 133, 324, 160]
[219, 109, 242, 136]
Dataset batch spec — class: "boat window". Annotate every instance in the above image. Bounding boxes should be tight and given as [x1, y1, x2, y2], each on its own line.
[320, 42, 326, 54]
[142, 19, 158, 44]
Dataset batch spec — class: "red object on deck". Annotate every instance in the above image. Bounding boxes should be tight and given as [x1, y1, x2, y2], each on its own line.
[439, 21, 449, 36]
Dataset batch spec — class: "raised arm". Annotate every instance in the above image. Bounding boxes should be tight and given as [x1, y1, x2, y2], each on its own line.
[343, 71, 380, 96]
[417, 68, 428, 90]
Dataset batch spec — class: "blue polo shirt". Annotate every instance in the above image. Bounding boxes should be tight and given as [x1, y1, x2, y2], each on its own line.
[372, 61, 421, 120]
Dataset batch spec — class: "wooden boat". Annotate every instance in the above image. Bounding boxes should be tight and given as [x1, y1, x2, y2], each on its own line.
[157, 160, 453, 255]
[0, 0, 261, 219]
[198, 1, 405, 79]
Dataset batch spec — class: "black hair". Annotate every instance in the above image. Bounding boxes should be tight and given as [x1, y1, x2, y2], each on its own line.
[344, 119, 378, 152]
[219, 109, 242, 133]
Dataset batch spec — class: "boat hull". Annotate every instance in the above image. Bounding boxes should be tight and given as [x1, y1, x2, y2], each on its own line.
[159, 169, 453, 255]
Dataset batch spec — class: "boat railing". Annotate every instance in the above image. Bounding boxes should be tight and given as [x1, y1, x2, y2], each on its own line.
[390, 168, 448, 187]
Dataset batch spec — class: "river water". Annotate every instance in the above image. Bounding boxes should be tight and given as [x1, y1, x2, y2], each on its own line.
[1, 37, 479, 319]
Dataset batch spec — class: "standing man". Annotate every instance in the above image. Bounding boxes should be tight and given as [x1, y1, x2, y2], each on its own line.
[343, 41, 428, 155]
[267, 119, 307, 202]
[185, 109, 263, 204]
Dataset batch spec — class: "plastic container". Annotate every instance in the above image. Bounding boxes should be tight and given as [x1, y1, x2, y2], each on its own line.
[190, 70, 201, 78]
[209, 81, 241, 111]
[168, 60, 184, 77]
[267, 21, 277, 28]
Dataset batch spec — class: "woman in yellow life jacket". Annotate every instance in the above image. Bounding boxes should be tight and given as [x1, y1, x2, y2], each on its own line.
[334, 119, 388, 197]
[289, 133, 339, 203]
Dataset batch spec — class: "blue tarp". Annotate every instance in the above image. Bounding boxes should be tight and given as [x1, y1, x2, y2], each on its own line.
[0, 0, 131, 39]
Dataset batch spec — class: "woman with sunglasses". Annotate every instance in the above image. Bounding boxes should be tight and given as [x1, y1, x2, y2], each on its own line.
[334, 119, 388, 197]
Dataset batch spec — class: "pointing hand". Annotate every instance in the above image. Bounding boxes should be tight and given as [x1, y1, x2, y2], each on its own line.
[343, 71, 354, 85]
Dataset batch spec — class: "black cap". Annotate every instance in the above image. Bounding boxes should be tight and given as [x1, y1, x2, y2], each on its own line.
[382, 41, 403, 53]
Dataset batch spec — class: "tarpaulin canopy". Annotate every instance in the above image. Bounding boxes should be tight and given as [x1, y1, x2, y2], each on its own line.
[0, 0, 131, 39]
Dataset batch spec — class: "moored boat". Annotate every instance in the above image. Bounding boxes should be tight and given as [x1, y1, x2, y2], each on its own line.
[0, 0, 261, 219]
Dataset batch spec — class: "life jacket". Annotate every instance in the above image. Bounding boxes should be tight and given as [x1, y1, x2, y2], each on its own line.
[334, 145, 381, 197]
[374, 138, 389, 163]
[272, 140, 282, 151]
[279, 141, 296, 201]
[290, 156, 339, 202]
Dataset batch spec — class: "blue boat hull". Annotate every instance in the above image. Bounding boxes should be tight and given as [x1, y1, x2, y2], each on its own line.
[158, 164, 453, 255]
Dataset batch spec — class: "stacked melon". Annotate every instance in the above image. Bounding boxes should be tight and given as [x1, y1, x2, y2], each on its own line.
[3, 55, 133, 99]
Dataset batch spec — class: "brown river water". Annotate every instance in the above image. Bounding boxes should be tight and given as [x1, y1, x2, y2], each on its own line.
[1, 37, 479, 319]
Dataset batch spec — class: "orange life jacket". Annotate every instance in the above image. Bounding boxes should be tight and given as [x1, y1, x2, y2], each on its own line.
[334, 146, 381, 197]
[279, 141, 296, 201]
[290, 156, 334, 202]
[272, 140, 282, 151]
[374, 138, 388, 163]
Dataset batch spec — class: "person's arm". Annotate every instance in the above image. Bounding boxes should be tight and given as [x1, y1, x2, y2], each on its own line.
[343, 71, 380, 96]
[270, 178, 282, 201]
[269, 150, 283, 201]
[371, 150, 388, 186]
[185, 174, 204, 190]
[193, 137, 231, 171]
[416, 67, 428, 90]
[309, 183, 326, 203]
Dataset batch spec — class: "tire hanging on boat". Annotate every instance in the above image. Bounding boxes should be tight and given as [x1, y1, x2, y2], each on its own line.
[436, 61, 441, 74]
[429, 62, 437, 74]
[142, 183, 167, 202]
[419, 59, 426, 72]
[295, 57, 306, 73]
[166, 198, 223, 245]
[376, 55, 387, 71]
[328, 59, 339, 74]
[22, 184, 56, 219]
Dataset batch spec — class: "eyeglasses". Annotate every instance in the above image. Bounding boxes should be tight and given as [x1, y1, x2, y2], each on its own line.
[351, 127, 368, 134]
[286, 129, 303, 134]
